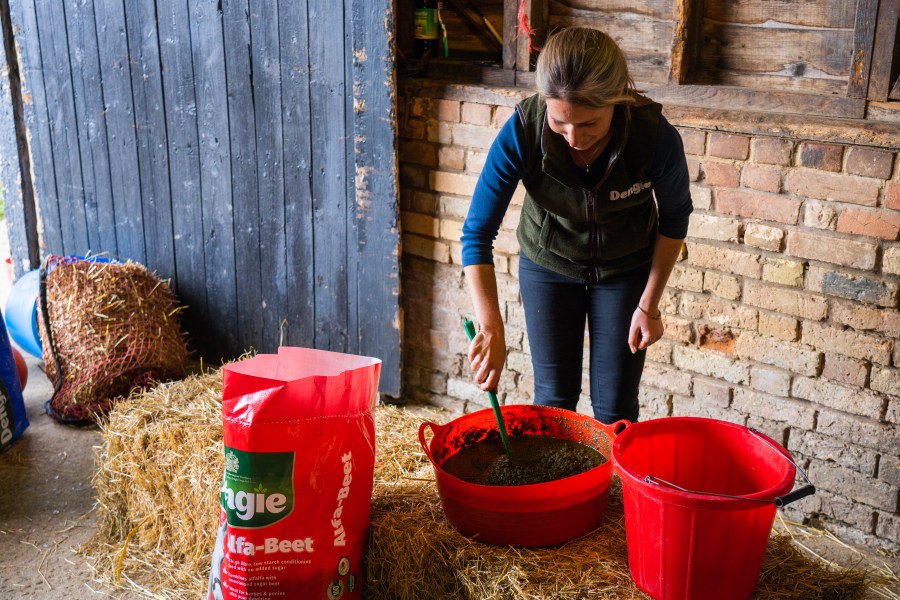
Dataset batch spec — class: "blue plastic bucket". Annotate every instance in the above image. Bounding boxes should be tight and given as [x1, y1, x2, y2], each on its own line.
[5, 269, 42, 358]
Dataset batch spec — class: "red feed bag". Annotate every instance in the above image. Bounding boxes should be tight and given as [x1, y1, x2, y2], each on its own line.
[208, 347, 381, 600]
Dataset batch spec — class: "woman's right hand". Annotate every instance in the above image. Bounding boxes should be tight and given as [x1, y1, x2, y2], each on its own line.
[468, 326, 506, 392]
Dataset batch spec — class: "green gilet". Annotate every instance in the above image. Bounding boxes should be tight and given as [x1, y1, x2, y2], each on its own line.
[515, 94, 662, 282]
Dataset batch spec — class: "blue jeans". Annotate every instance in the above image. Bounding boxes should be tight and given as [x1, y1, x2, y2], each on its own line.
[518, 252, 649, 424]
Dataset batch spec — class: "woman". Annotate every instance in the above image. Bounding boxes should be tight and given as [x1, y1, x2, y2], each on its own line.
[461, 27, 692, 424]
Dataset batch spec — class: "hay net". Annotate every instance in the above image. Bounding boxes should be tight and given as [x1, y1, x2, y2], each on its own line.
[38, 255, 189, 423]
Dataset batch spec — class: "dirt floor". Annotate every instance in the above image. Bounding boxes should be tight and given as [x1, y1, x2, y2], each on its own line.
[0, 354, 141, 599]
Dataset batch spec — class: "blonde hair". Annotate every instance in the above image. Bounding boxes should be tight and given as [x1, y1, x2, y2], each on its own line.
[536, 27, 640, 108]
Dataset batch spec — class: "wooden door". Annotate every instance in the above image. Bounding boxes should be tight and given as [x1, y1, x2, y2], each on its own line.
[0, 0, 402, 394]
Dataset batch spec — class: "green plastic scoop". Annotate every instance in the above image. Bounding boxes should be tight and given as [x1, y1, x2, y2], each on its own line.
[463, 317, 513, 457]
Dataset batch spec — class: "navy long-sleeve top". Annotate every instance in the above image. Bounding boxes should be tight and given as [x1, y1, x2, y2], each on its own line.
[461, 111, 693, 267]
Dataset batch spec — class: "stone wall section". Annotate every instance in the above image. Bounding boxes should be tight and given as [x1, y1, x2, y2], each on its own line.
[397, 89, 899, 551]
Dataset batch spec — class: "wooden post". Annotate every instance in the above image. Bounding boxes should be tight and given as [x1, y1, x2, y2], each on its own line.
[514, 0, 547, 73]
[503, 0, 518, 70]
[848, 0, 880, 98]
[866, 0, 899, 100]
[669, 0, 699, 84]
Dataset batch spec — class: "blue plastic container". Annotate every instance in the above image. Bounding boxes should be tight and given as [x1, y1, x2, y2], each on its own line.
[4, 269, 42, 358]
[0, 310, 28, 452]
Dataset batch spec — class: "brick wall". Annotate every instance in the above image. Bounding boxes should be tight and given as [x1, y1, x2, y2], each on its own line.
[397, 85, 899, 551]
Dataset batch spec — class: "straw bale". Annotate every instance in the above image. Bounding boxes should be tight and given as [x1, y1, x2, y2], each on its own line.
[83, 370, 223, 595]
[83, 374, 895, 599]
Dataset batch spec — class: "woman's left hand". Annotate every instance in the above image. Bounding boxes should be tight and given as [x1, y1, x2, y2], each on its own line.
[628, 305, 665, 353]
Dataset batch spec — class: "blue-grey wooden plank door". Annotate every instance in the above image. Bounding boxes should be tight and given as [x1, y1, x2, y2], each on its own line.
[0, 0, 402, 395]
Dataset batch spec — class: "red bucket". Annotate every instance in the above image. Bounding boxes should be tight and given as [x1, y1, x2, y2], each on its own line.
[418, 404, 625, 547]
[611, 417, 815, 600]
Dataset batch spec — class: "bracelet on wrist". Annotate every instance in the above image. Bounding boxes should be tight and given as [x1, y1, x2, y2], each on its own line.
[637, 305, 662, 320]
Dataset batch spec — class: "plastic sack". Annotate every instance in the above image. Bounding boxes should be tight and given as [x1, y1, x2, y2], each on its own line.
[0, 311, 28, 452]
[208, 347, 381, 600]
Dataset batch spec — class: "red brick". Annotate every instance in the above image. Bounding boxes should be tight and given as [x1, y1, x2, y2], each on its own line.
[703, 271, 741, 300]
[698, 325, 737, 356]
[822, 353, 869, 387]
[762, 258, 804, 287]
[708, 132, 750, 159]
[430, 170, 478, 195]
[744, 223, 784, 251]
[465, 150, 488, 173]
[886, 181, 900, 210]
[687, 213, 740, 242]
[702, 160, 741, 187]
[785, 230, 877, 269]
[461, 102, 492, 126]
[830, 297, 900, 338]
[439, 218, 463, 242]
[435, 99, 460, 122]
[686, 156, 701, 181]
[803, 321, 892, 365]
[685, 242, 762, 278]
[735, 333, 821, 376]
[438, 146, 465, 170]
[751, 138, 793, 165]
[399, 140, 438, 167]
[799, 142, 843, 172]
[492, 105, 515, 128]
[426, 120, 452, 144]
[400, 118, 426, 140]
[669, 265, 704, 292]
[403, 232, 450, 263]
[409, 97, 431, 118]
[742, 164, 781, 193]
[400, 164, 428, 188]
[845, 147, 894, 179]
[716, 188, 801, 224]
[836, 207, 900, 240]
[412, 191, 439, 214]
[758, 312, 799, 341]
[803, 201, 837, 229]
[744, 279, 827, 320]
[452, 123, 496, 149]
[784, 169, 881, 206]
[673, 345, 751, 384]
[401, 211, 439, 237]
[680, 292, 759, 329]
[678, 128, 706, 155]
[690, 184, 711, 209]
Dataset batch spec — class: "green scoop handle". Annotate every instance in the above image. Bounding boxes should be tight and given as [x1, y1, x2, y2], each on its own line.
[463, 317, 513, 457]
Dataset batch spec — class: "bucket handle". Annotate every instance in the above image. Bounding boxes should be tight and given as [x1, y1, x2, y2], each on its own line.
[644, 427, 815, 508]
[609, 419, 630, 436]
[417, 421, 443, 465]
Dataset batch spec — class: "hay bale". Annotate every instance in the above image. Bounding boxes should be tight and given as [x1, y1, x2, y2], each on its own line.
[83, 370, 223, 595]
[84, 376, 892, 599]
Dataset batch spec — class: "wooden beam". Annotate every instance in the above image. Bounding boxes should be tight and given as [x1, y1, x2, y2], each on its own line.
[515, 0, 548, 73]
[848, 0, 880, 98]
[399, 79, 900, 149]
[503, 0, 517, 70]
[646, 83, 866, 119]
[866, 0, 900, 100]
[669, 0, 694, 84]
